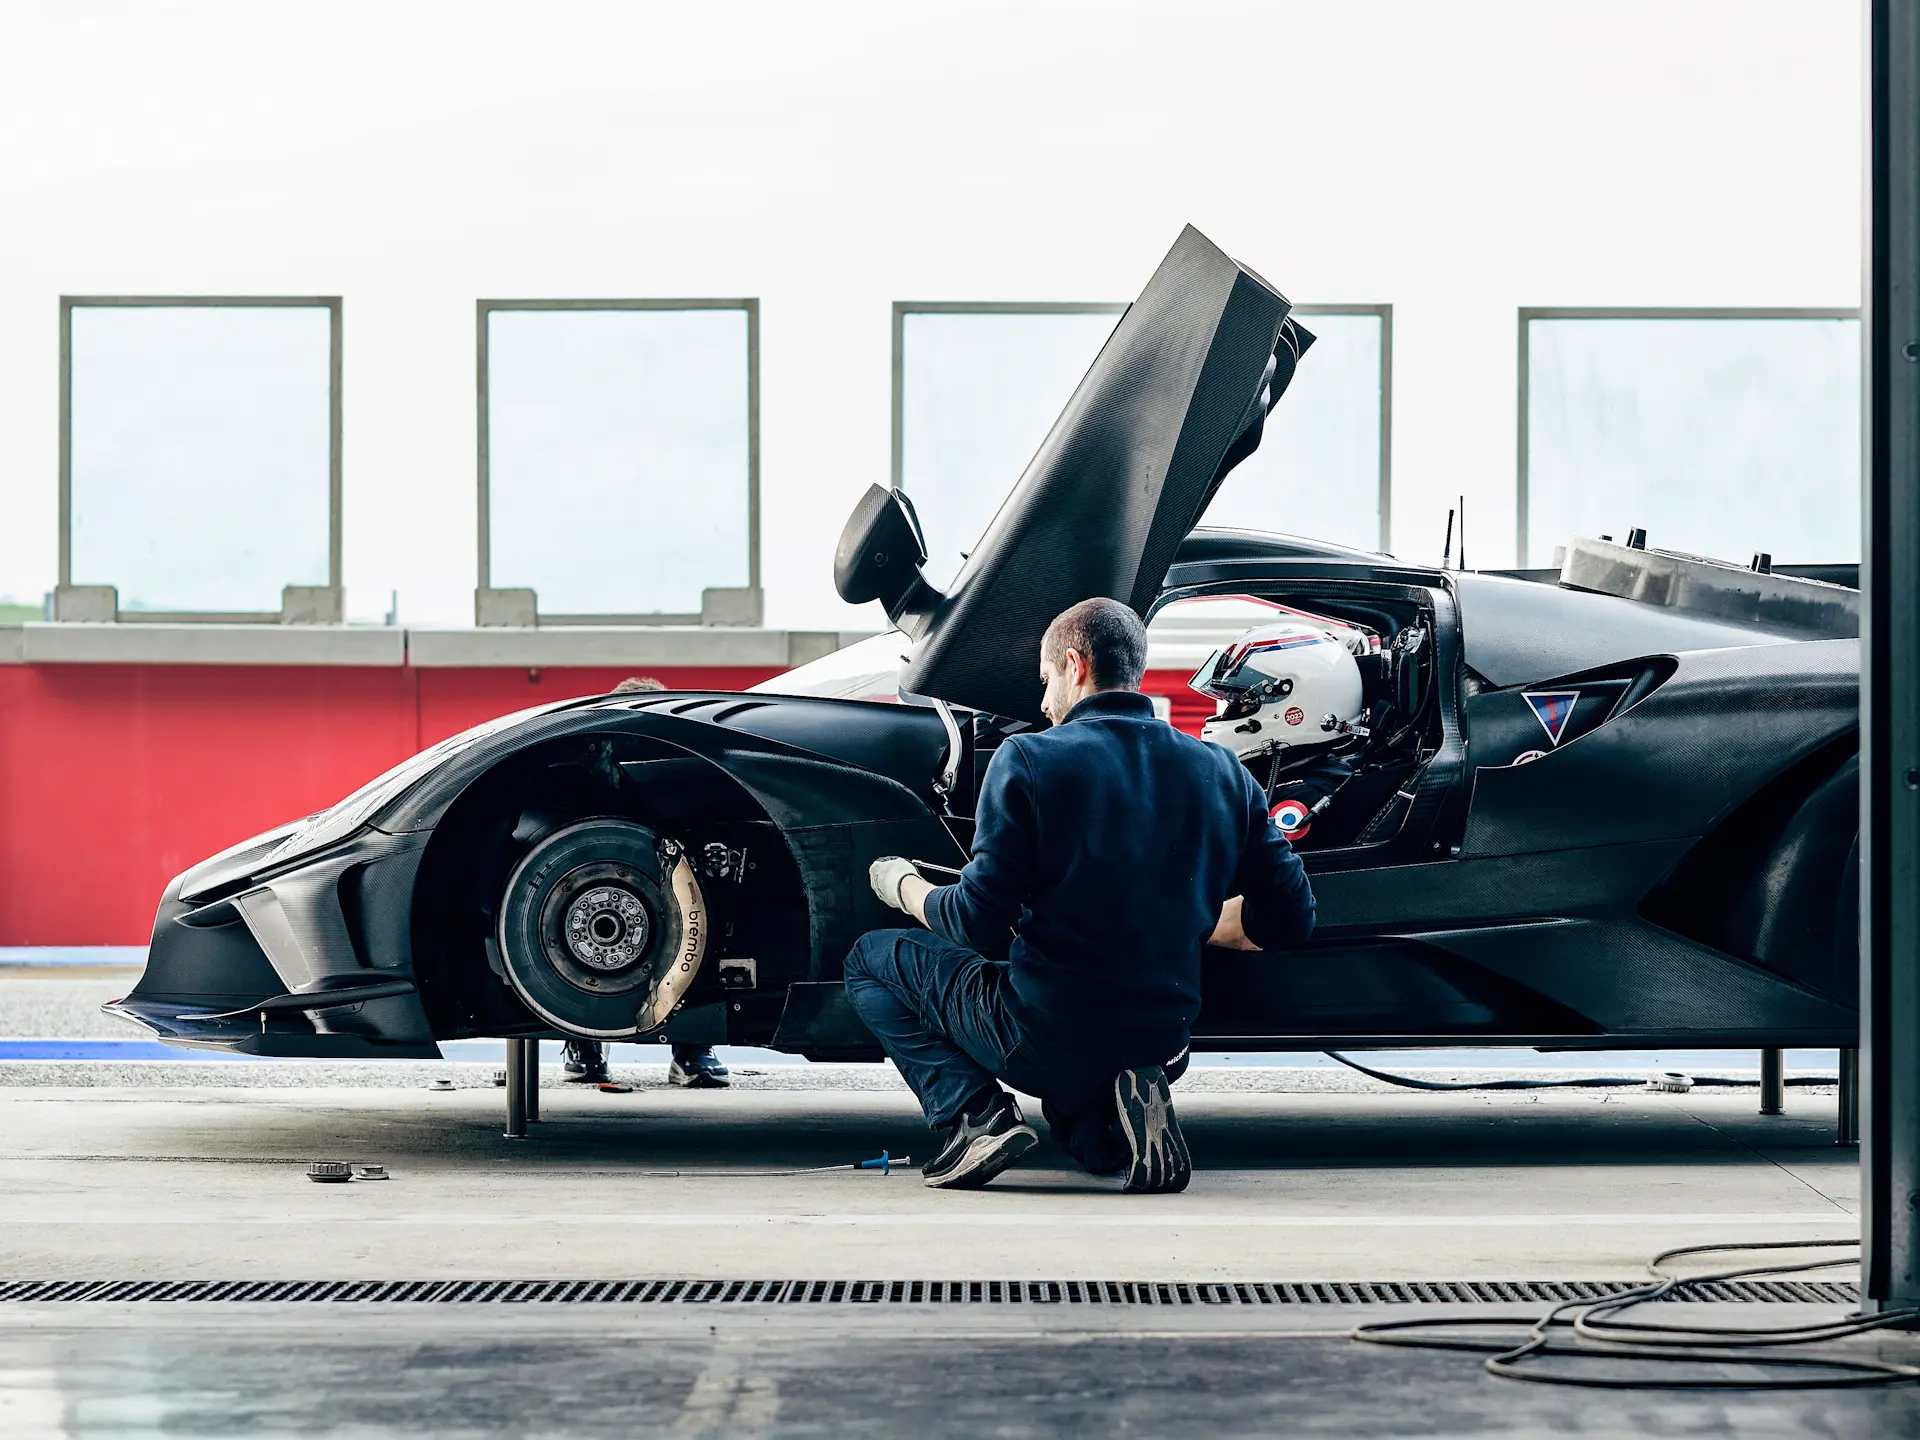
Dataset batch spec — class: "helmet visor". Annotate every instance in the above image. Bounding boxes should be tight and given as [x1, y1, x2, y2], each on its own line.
[1189, 644, 1253, 700]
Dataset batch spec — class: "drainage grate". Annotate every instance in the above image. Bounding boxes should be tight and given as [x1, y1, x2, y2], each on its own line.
[0, 1278, 1860, 1306]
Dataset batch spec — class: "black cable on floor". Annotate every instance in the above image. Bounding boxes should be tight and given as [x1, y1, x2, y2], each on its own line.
[1353, 1240, 1920, 1389]
[1323, 1052, 1838, 1092]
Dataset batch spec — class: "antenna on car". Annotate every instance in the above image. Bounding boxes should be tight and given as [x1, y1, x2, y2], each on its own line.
[1458, 495, 1467, 571]
[1441, 508, 1455, 569]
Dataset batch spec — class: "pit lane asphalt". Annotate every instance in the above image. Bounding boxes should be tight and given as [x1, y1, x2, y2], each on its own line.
[6, 1305, 1919, 1439]
[0, 1079, 1857, 1281]
[1, 969, 1902, 1438]
[0, 1079, 1897, 1440]
[0, 965, 1858, 1281]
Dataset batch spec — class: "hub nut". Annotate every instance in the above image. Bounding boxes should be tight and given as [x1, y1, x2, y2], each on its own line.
[563, 886, 651, 971]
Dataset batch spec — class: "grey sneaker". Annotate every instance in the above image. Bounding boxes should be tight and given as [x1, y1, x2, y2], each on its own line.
[1114, 1066, 1191, 1194]
[923, 1091, 1038, 1189]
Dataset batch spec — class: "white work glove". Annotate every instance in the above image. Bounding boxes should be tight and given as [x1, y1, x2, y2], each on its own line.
[869, 856, 920, 911]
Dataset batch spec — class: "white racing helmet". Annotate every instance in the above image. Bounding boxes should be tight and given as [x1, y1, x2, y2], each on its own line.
[1192, 620, 1366, 763]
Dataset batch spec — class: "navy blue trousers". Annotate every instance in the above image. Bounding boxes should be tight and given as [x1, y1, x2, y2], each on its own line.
[842, 928, 1185, 1163]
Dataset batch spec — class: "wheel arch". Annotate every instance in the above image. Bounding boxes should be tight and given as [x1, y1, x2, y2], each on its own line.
[403, 713, 964, 1040]
[407, 725, 805, 1038]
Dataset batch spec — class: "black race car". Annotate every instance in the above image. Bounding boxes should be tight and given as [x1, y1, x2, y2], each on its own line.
[111, 226, 1861, 1060]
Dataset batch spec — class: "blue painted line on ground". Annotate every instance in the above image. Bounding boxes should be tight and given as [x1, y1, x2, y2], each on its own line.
[0, 1040, 260, 1061]
[0, 947, 148, 967]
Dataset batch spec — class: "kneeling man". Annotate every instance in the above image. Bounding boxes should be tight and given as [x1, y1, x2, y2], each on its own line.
[845, 598, 1315, 1193]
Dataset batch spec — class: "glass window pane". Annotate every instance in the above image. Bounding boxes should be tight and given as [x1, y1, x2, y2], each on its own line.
[68, 304, 333, 612]
[486, 307, 751, 615]
[1525, 315, 1861, 566]
[899, 309, 1121, 590]
[1206, 312, 1385, 552]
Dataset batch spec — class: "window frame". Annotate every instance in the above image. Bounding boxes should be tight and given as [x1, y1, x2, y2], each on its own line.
[58, 294, 344, 623]
[1515, 305, 1863, 566]
[475, 297, 761, 626]
[889, 300, 1393, 551]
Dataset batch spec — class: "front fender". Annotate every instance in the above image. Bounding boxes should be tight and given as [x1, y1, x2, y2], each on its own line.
[114, 827, 438, 1056]
[388, 704, 967, 985]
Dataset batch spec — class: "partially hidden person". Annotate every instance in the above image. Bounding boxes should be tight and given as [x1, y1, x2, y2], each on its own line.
[561, 674, 730, 1090]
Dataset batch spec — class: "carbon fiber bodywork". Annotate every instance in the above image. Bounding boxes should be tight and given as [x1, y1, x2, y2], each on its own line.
[110, 227, 1863, 1059]
[110, 545, 1862, 1060]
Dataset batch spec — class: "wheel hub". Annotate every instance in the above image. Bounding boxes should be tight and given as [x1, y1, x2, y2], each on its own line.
[563, 886, 651, 971]
[535, 860, 662, 996]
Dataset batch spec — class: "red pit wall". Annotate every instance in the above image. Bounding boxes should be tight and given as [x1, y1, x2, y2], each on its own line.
[0, 664, 1209, 944]
[0, 664, 777, 945]
[1146, 670, 1213, 736]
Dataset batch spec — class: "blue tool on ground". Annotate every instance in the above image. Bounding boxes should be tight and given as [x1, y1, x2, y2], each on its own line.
[782, 1151, 910, 1176]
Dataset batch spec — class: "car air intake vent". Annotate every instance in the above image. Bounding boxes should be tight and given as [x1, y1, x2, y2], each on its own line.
[0, 1278, 1859, 1306]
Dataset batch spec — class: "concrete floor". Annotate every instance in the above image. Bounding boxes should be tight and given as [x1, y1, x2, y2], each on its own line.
[3, 968, 1911, 1435]
[5, 1305, 1920, 1438]
[0, 1082, 1860, 1280]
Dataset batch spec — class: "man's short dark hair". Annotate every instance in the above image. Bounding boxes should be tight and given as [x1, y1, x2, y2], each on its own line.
[1042, 598, 1148, 691]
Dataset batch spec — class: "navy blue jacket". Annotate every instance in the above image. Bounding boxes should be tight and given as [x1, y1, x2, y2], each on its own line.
[923, 689, 1315, 1061]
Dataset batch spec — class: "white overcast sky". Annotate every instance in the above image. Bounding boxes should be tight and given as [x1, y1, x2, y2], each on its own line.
[0, 2, 1863, 623]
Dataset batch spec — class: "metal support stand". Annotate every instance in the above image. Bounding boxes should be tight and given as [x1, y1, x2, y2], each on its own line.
[1840, 1048, 1861, 1147]
[504, 1038, 530, 1140]
[1759, 1048, 1785, 1115]
[524, 1038, 540, 1123]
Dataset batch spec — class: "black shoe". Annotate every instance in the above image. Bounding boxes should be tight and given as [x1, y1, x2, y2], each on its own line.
[668, 1046, 730, 1089]
[1041, 1097, 1129, 1177]
[923, 1091, 1039, 1189]
[562, 1039, 610, 1084]
[1114, 1066, 1191, 1194]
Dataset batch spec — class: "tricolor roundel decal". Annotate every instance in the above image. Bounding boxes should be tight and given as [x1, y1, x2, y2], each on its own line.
[1270, 798, 1312, 840]
[1523, 690, 1580, 747]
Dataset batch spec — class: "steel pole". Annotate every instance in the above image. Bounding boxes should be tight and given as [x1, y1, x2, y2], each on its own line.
[524, 1038, 540, 1123]
[504, 1038, 528, 1140]
[1759, 1048, 1785, 1115]
[1863, 0, 1920, 1318]
[1841, 1048, 1862, 1147]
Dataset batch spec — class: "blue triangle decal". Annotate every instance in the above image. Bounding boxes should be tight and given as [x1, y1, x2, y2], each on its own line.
[1523, 690, 1581, 747]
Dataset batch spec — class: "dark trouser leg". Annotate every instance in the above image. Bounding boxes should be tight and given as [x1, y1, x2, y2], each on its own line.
[562, 1038, 608, 1082]
[843, 928, 1025, 1128]
[1042, 1096, 1130, 1175]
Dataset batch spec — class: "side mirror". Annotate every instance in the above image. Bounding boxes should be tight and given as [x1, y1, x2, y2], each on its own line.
[834, 484, 942, 629]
